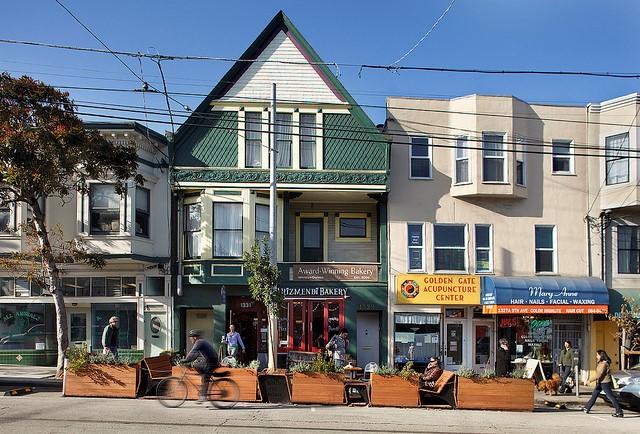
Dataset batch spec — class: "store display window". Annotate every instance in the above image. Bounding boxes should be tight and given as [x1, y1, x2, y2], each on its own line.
[0, 304, 56, 350]
[91, 303, 137, 351]
[394, 312, 440, 367]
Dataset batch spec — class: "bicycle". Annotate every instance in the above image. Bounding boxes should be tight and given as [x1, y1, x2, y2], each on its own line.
[157, 363, 240, 409]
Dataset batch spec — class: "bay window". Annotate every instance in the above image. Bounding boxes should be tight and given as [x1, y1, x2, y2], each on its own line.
[184, 203, 201, 259]
[606, 133, 629, 185]
[135, 187, 150, 237]
[482, 133, 505, 182]
[213, 202, 243, 257]
[300, 113, 317, 169]
[455, 137, 469, 184]
[89, 184, 120, 235]
[617, 225, 640, 274]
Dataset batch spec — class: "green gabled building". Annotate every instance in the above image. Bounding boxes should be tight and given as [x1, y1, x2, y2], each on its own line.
[170, 11, 390, 368]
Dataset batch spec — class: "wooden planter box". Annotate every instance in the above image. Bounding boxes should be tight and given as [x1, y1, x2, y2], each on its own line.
[290, 372, 345, 405]
[64, 364, 139, 398]
[172, 366, 261, 402]
[457, 377, 534, 411]
[370, 374, 419, 407]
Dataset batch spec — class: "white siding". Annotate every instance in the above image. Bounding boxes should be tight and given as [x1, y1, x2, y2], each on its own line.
[223, 31, 344, 104]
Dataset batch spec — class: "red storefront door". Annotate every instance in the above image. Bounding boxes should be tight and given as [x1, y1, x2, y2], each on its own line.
[287, 299, 344, 352]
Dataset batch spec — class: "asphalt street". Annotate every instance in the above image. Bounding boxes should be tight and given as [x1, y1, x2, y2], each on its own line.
[0, 392, 638, 434]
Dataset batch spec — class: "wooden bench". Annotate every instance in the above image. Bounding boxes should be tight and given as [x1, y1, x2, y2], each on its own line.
[419, 370, 457, 408]
[136, 354, 173, 396]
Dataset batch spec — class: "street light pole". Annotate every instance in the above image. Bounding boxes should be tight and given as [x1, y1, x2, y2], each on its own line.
[269, 83, 277, 265]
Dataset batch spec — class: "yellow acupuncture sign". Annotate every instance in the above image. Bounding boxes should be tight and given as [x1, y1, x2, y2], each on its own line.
[396, 274, 481, 305]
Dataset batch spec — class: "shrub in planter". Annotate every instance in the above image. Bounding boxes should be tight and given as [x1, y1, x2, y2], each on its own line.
[456, 366, 534, 411]
[370, 363, 420, 407]
[289, 358, 345, 405]
[63, 345, 139, 398]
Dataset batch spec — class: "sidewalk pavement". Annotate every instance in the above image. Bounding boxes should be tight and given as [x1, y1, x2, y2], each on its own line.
[534, 387, 609, 409]
[0, 364, 61, 391]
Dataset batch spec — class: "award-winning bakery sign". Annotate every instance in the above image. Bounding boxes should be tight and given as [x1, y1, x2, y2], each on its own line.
[292, 263, 378, 282]
[396, 274, 481, 305]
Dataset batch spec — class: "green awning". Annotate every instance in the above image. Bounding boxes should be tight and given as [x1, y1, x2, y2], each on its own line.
[609, 288, 640, 315]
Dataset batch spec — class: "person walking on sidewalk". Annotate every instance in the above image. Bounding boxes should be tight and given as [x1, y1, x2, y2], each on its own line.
[559, 340, 577, 394]
[326, 328, 349, 370]
[496, 338, 511, 377]
[223, 324, 245, 359]
[101, 316, 119, 359]
[582, 349, 624, 417]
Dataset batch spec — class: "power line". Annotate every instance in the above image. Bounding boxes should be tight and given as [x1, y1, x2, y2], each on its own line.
[391, 0, 457, 66]
[3, 89, 633, 157]
[37, 82, 640, 130]
[53, 0, 188, 112]
[2, 37, 640, 79]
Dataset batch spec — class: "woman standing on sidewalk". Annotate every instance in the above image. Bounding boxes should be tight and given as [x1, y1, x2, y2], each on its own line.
[582, 350, 623, 417]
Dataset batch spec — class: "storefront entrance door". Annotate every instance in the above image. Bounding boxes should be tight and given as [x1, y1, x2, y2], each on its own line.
[67, 307, 90, 348]
[286, 299, 344, 352]
[444, 321, 464, 370]
[473, 321, 494, 371]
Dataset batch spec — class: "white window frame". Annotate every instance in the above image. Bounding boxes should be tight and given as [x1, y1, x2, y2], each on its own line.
[89, 184, 122, 235]
[299, 113, 317, 169]
[475, 224, 493, 273]
[255, 203, 270, 248]
[407, 222, 425, 272]
[454, 137, 470, 185]
[616, 224, 640, 275]
[213, 202, 243, 258]
[482, 133, 506, 183]
[516, 139, 526, 186]
[184, 202, 202, 260]
[135, 187, 150, 238]
[433, 224, 468, 273]
[409, 136, 432, 180]
[605, 133, 629, 185]
[551, 139, 574, 175]
[534, 225, 557, 274]
[244, 111, 263, 168]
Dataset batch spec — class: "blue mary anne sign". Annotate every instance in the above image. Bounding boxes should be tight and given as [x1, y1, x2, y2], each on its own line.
[481, 276, 609, 306]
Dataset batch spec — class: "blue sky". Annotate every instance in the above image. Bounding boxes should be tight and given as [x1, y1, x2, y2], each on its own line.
[1, 1, 639, 129]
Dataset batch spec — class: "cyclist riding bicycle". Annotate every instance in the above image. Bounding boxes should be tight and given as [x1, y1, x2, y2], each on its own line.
[180, 329, 219, 402]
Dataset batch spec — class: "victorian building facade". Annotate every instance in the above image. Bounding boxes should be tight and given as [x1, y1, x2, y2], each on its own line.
[0, 122, 171, 365]
[170, 12, 390, 367]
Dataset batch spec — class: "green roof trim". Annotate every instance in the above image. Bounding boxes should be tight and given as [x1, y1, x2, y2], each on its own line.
[172, 11, 389, 174]
[324, 114, 387, 170]
[173, 111, 238, 167]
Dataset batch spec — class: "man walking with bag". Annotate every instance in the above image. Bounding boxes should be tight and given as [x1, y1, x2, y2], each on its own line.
[559, 340, 577, 394]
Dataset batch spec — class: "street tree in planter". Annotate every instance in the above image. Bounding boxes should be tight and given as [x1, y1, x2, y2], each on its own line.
[609, 296, 640, 367]
[243, 239, 282, 371]
[0, 74, 142, 377]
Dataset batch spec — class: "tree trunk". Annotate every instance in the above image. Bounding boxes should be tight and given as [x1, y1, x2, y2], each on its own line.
[267, 309, 278, 371]
[31, 208, 68, 378]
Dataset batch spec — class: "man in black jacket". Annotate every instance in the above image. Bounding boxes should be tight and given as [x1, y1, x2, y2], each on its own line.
[496, 338, 511, 377]
[181, 329, 219, 402]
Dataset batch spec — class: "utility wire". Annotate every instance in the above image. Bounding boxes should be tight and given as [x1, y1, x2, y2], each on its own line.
[36, 83, 640, 130]
[2, 37, 640, 79]
[53, 1, 189, 111]
[391, 0, 457, 66]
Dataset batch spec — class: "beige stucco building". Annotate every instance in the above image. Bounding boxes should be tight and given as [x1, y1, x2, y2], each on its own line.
[386, 93, 639, 378]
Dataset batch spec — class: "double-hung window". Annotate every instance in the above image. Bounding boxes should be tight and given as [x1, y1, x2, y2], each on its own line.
[552, 140, 573, 174]
[606, 133, 629, 185]
[434, 224, 466, 272]
[482, 133, 505, 182]
[617, 225, 640, 274]
[135, 187, 150, 237]
[213, 203, 243, 257]
[275, 113, 292, 168]
[407, 223, 424, 271]
[516, 139, 526, 186]
[184, 203, 201, 259]
[300, 113, 317, 169]
[255, 204, 269, 252]
[90, 184, 120, 235]
[245, 112, 262, 168]
[475, 225, 492, 272]
[455, 137, 469, 184]
[0, 207, 11, 233]
[410, 136, 431, 179]
[535, 225, 556, 273]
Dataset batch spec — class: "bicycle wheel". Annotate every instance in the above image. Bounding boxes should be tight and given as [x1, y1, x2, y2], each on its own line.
[208, 377, 240, 409]
[157, 376, 188, 408]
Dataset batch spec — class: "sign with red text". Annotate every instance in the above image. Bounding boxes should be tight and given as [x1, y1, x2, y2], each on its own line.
[396, 274, 481, 305]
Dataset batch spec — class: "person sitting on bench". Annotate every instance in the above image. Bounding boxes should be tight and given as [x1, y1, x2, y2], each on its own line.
[422, 357, 443, 390]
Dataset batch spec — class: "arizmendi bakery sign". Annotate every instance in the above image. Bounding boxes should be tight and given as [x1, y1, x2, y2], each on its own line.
[278, 287, 348, 298]
[292, 263, 378, 282]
